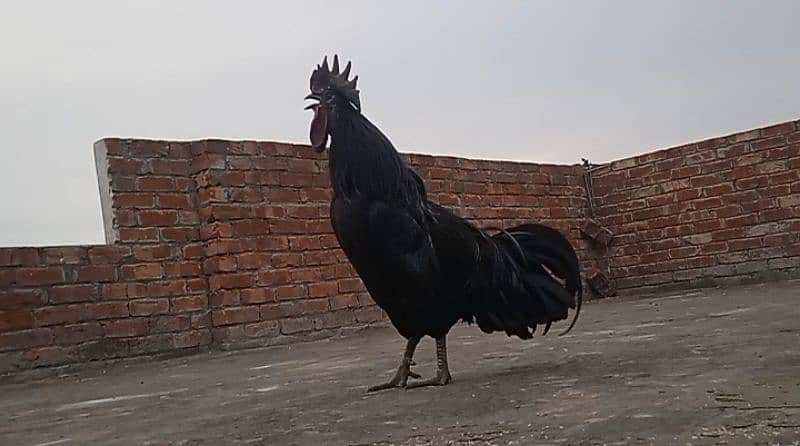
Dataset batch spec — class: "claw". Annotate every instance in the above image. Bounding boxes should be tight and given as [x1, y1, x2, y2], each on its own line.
[405, 372, 452, 389]
[367, 364, 420, 392]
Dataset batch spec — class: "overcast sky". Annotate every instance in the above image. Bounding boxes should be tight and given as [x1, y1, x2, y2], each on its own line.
[1, 1, 798, 246]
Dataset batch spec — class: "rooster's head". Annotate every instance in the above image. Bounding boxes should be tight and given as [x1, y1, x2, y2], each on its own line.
[304, 55, 360, 151]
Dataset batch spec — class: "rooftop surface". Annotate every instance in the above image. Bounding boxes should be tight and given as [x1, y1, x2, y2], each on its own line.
[2, 281, 799, 445]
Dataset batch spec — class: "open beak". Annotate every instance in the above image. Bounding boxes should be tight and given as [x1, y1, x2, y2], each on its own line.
[304, 93, 320, 110]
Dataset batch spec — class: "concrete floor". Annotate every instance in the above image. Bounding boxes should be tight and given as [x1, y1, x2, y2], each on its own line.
[1, 282, 799, 446]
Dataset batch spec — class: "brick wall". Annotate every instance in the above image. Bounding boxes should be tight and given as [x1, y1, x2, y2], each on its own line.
[0, 139, 589, 373]
[2, 118, 798, 372]
[591, 119, 800, 293]
[188, 142, 589, 349]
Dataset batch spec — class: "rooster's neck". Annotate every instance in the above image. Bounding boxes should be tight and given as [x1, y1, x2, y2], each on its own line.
[327, 111, 422, 204]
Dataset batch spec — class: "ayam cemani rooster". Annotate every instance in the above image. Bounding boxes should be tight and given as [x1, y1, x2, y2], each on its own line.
[304, 56, 582, 391]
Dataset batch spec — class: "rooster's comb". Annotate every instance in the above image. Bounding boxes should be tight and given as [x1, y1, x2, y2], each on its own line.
[310, 55, 360, 111]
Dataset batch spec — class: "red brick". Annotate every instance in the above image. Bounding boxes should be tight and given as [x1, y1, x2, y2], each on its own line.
[150, 315, 191, 333]
[203, 256, 237, 274]
[129, 140, 169, 157]
[25, 346, 73, 367]
[138, 210, 179, 226]
[198, 187, 226, 205]
[212, 306, 260, 326]
[256, 269, 292, 286]
[676, 189, 702, 202]
[103, 319, 148, 338]
[690, 175, 722, 188]
[0, 289, 46, 310]
[87, 301, 129, 319]
[236, 252, 270, 270]
[88, 245, 132, 264]
[290, 267, 322, 283]
[15, 267, 65, 286]
[186, 278, 207, 293]
[711, 228, 746, 241]
[52, 322, 104, 345]
[259, 304, 283, 321]
[761, 122, 795, 137]
[741, 198, 776, 213]
[183, 243, 205, 259]
[692, 197, 723, 210]
[154, 192, 193, 209]
[130, 299, 170, 316]
[244, 321, 279, 338]
[270, 219, 307, 234]
[119, 227, 160, 242]
[75, 265, 117, 282]
[760, 207, 794, 222]
[137, 176, 175, 191]
[303, 251, 337, 266]
[49, 284, 96, 304]
[99, 283, 128, 300]
[209, 273, 254, 290]
[108, 157, 145, 174]
[330, 294, 359, 310]
[274, 285, 308, 301]
[164, 261, 202, 277]
[174, 330, 211, 348]
[42, 247, 87, 265]
[209, 290, 240, 307]
[147, 280, 186, 297]
[0, 310, 34, 332]
[34, 304, 87, 326]
[209, 204, 253, 220]
[240, 288, 274, 304]
[160, 227, 198, 242]
[114, 192, 154, 208]
[229, 187, 263, 203]
[763, 233, 796, 247]
[133, 245, 174, 261]
[121, 263, 163, 280]
[171, 295, 207, 312]
[726, 214, 758, 227]
[308, 282, 338, 298]
[271, 252, 303, 268]
[766, 145, 800, 160]
[355, 306, 384, 323]
[298, 299, 329, 314]
[280, 317, 314, 334]
[0, 328, 52, 351]
[150, 159, 190, 175]
[117, 210, 137, 226]
[728, 238, 762, 251]
[698, 242, 729, 255]
[338, 278, 364, 293]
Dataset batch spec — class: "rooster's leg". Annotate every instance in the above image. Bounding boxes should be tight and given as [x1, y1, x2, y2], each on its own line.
[406, 336, 452, 389]
[367, 337, 422, 392]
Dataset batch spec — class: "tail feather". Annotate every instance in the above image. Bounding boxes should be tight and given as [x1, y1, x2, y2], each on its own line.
[465, 223, 583, 339]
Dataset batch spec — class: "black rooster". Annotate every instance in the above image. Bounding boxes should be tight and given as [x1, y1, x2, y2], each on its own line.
[304, 56, 582, 391]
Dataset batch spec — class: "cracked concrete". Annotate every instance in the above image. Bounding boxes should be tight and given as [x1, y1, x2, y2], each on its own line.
[1, 281, 799, 445]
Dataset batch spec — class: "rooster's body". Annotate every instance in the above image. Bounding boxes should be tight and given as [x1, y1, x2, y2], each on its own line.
[305, 56, 582, 390]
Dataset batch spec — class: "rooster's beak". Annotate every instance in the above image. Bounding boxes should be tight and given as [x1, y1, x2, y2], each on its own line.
[304, 93, 321, 110]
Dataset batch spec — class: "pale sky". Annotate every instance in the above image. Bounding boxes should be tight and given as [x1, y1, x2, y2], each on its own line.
[1, 1, 798, 246]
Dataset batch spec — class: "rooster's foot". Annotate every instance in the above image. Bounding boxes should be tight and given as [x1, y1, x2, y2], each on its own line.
[405, 371, 452, 389]
[404, 335, 452, 389]
[367, 337, 421, 392]
[367, 363, 421, 392]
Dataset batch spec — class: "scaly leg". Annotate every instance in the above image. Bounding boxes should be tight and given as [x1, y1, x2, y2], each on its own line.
[367, 337, 422, 392]
[406, 336, 452, 389]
